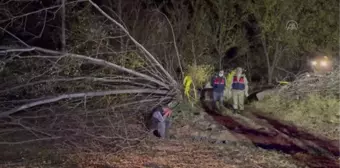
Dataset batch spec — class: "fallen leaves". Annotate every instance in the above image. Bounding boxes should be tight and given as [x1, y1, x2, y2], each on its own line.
[67, 138, 302, 168]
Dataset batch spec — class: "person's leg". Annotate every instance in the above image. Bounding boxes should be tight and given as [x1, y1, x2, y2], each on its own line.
[217, 91, 225, 110]
[220, 91, 224, 103]
[150, 118, 161, 137]
[157, 121, 166, 138]
[165, 119, 171, 128]
[215, 92, 220, 109]
[165, 119, 171, 138]
[149, 117, 158, 132]
[219, 91, 224, 108]
[212, 91, 218, 110]
[225, 88, 232, 101]
[238, 91, 245, 112]
[232, 90, 238, 113]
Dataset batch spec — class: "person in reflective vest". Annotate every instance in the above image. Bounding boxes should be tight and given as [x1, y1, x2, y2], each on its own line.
[225, 69, 236, 100]
[149, 106, 172, 138]
[210, 70, 227, 110]
[230, 67, 249, 113]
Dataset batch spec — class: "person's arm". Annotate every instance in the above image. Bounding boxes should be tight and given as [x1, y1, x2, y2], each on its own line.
[163, 108, 172, 118]
[223, 77, 227, 90]
[229, 76, 234, 90]
[152, 111, 165, 122]
[228, 70, 235, 90]
[210, 76, 215, 87]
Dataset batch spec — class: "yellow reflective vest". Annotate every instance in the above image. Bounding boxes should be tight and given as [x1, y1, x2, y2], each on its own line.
[226, 70, 236, 88]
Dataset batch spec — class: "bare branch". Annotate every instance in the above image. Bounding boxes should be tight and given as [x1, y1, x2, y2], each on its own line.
[0, 1, 181, 151]
[1, 47, 170, 89]
[0, 0, 87, 24]
[0, 89, 170, 118]
[0, 77, 157, 94]
[61, 0, 66, 52]
[156, 10, 184, 79]
[79, 97, 171, 115]
[0, 27, 29, 47]
[0, 137, 62, 145]
[88, 0, 177, 85]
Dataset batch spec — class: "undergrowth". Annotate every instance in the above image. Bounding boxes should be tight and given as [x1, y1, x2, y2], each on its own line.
[252, 94, 340, 140]
[171, 101, 201, 123]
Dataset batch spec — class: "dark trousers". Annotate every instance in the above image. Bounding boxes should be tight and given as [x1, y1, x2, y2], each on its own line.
[150, 117, 171, 138]
[212, 91, 224, 110]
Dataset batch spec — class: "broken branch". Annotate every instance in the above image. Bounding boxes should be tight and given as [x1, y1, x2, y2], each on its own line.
[0, 89, 170, 118]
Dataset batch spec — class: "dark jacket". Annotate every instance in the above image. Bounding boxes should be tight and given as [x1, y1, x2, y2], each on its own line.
[211, 75, 226, 92]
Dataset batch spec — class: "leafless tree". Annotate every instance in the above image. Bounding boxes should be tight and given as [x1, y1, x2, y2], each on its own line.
[0, 0, 180, 153]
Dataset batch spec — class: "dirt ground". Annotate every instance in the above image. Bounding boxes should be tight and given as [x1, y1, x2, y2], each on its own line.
[70, 138, 305, 168]
[0, 136, 305, 168]
[0, 102, 338, 168]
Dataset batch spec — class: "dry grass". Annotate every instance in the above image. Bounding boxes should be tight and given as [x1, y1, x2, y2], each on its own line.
[252, 94, 340, 140]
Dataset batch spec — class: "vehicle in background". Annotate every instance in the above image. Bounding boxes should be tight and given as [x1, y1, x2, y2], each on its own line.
[310, 55, 333, 74]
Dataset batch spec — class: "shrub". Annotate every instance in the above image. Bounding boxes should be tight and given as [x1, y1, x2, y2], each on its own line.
[186, 64, 214, 88]
[183, 64, 214, 102]
[170, 102, 200, 123]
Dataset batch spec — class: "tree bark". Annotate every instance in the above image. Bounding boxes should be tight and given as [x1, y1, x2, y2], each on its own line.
[61, 0, 66, 53]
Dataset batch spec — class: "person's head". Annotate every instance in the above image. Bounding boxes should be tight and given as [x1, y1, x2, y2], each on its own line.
[218, 70, 224, 77]
[236, 67, 243, 75]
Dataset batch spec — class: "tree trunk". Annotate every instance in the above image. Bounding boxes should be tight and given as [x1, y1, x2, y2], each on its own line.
[245, 52, 252, 82]
[219, 55, 222, 70]
[61, 0, 66, 52]
[268, 68, 273, 85]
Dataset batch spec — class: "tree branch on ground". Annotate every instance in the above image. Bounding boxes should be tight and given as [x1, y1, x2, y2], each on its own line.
[0, 89, 170, 118]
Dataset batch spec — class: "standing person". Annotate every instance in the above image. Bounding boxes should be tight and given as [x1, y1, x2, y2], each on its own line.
[225, 68, 236, 100]
[211, 70, 226, 110]
[230, 67, 249, 113]
[149, 106, 172, 138]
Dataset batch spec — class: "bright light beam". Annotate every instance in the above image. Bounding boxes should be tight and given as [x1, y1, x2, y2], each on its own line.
[311, 61, 317, 66]
[320, 61, 328, 67]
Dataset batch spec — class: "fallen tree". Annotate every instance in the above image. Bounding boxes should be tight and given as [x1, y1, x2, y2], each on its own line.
[253, 69, 340, 140]
[0, 0, 181, 153]
[278, 69, 340, 99]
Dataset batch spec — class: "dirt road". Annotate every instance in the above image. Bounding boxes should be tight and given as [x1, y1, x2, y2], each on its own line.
[201, 101, 340, 168]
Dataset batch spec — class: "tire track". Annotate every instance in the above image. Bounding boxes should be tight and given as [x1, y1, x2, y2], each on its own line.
[201, 101, 340, 168]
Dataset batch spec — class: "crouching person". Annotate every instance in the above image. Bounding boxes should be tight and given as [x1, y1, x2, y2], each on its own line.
[149, 106, 172, 138]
